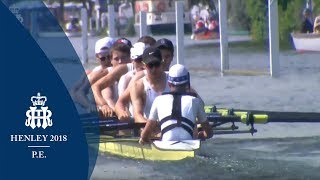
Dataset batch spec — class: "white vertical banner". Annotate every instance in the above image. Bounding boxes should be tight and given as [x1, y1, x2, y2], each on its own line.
[81, 8, 88, 64]
[139, 11, 147, 37]
[219, 0, 229, 75]
[176, 1, 184, 65]
[268, 0, 280, 77]
[108, 4, 116, 38]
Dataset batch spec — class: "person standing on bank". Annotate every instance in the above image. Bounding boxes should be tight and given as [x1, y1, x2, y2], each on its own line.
[301, 8, 314, 33]
[139, 64, 213, 144]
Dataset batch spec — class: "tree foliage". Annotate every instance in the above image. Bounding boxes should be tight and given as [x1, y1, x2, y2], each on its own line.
[245, 0, 268, 42]
[244, 0, 319, 46]
[277, 0, 305, 44]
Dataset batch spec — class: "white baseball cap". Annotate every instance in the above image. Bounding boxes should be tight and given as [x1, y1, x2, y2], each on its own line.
[95, 37, 115, 54]
[130, 42, 150, 60]
[168, 64, 189, 85]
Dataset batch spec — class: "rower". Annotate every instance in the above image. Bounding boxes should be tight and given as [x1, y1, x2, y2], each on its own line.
[92, 36, 156, 116]
[115, 38, 175, 121]
[130, 47, 170, 123]
[115, 42, 149, 120]
[71, 37, 115, 113]
[139, 64, 213, 144]
[154, 38, 174, 71]
[118, 42, 149, 96]
[93, 42, 131, 117]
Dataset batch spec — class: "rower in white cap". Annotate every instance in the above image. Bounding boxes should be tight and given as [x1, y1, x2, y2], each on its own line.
[139, 64, 212, 144]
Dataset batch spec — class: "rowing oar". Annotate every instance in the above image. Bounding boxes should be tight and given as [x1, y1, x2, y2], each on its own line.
[205, 105, 320, 123]
[83, 117, 259, 136]
[249, 111, 320, 123]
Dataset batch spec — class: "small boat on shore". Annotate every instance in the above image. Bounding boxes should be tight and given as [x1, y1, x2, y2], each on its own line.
[191, 31, 219, 40]
[291, 32, 320, 52]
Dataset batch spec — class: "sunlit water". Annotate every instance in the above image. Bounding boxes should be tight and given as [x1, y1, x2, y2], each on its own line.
[91, 137, 320, 180]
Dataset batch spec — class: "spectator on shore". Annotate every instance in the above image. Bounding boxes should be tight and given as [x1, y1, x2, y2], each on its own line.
[301, 8, 313, 33]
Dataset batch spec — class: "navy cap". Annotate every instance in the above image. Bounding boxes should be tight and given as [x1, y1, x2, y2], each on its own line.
[116, 37, 132, 47]
[154, 38, 174, 53]
[142, 47, 162, 64]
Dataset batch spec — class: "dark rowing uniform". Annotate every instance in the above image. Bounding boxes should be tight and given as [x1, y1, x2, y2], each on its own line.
[148, 92, 206, 141]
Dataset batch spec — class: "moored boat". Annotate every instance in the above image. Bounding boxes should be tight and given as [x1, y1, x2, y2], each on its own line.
[191, 31, 219, 40]
[291, 32, 320, 52]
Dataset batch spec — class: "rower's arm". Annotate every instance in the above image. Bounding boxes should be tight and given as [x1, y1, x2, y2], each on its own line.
[115, 87, 131, 121]
[141, 96, 159, 144]
[115, 72, 145, 121]
[91, 70, 110, 106]
[198, 122, 213, 140]
[116, 72, 139, 111]
[92, 64, 128, 106]
[88, 69, 109, 85]
[127, 70, 146, 88]
[196, 99, 213, 139]
[139, 120, 157, 145]
[101, 87, 116, 110]
[131, 80, 147, 123]
[190, 86, 205, 106]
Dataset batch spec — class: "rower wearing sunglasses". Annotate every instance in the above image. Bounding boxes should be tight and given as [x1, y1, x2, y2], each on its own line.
[131, 47, 170, 123]
[115, 38, 174, 121]
[139, 64, 213, 144]
[95, 42, 132, 117]
[71, 37, 115, 113]
[92, 36, 156, 118]
[115, 42, 150, 120]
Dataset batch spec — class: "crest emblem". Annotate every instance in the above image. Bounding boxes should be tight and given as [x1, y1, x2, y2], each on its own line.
[25, 92, 53, 129]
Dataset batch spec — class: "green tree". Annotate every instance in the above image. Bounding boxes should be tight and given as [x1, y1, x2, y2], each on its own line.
[278, 0, 305, 45]
[245, 0, 267, 42]
[244, 0, 317, 47]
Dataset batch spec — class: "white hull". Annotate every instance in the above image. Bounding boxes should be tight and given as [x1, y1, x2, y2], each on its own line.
[291, 33, 320, 52]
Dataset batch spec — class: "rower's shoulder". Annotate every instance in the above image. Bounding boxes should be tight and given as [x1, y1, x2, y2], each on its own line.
[132, 70, 146, 80]
[109, 63, 130, 76]
[131, 77, 144, 93]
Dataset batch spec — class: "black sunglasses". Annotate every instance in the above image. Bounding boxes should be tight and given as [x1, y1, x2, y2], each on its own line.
[99, 56, 109, 61]
[146, 61, 162, 69]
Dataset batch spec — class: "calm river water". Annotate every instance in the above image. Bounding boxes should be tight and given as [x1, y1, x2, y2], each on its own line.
[56, 35, 320, 179]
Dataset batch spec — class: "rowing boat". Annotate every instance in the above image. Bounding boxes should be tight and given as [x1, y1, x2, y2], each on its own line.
[291, 32, 320, 52]
[85, 106, 269, 161]
[97, 136, 200, 161]
[191, 31, 219, 40]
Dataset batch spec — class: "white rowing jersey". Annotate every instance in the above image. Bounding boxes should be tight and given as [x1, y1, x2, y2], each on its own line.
[105, 63, 134, 101]
[148, 93, 207, 141]
[142, 73, 170, 118]
[127, 63, 134, 72]
[105, 66, 119, 101]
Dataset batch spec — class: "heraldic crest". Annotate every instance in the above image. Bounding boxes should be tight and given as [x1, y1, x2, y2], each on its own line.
[25, 92, 53, 129]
